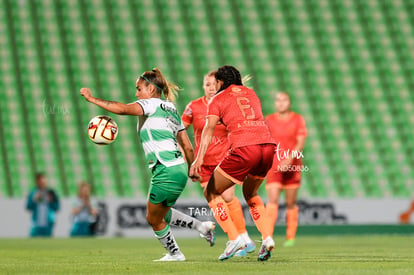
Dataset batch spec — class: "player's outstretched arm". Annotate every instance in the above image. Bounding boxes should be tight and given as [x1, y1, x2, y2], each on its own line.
[80, 88, 143, 116]
[189, 115, 218, 176]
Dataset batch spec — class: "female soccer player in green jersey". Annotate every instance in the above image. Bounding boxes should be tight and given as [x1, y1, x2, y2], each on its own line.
[80, 68, 215, 261]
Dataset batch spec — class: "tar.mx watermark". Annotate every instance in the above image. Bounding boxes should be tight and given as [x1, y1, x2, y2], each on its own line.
[275, 142, 304, 161]
[42, 99, 70, 116]
[188, 207, 225, 217]
[275, 143, 309, 172]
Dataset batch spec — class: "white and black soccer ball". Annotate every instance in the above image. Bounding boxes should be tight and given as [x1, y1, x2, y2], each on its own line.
[88, 115, 118, 145]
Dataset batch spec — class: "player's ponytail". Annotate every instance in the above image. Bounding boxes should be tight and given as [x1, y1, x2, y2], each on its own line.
[152, 68, 179, 102]
[242, 74, 252, 87]
[215, 65, 243, 93]
[139, 68, 180, 102]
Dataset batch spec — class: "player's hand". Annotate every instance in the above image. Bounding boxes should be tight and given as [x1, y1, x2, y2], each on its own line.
[187, 163, 200, 182]
[190, 175, 200, 182]
[189, 158, 203, 180]
[189, 172, 200, 182]
[80, 88, 93, 102]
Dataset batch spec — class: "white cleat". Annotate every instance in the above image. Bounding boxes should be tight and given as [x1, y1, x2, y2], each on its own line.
[257, 236, 275, 261]
[153, 252, 186, 262]
[218, 236, 246, 261]
[235, 241, 256, 256]
[200, 221, 216, 247]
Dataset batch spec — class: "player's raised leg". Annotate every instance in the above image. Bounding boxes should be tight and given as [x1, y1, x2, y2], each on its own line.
[164, 208, 215, 246]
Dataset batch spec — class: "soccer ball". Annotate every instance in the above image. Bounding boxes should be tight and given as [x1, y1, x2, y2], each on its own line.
[88, 115, 118, 145]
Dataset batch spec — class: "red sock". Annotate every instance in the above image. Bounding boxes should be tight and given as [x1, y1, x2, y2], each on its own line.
[208, 197, 239, 240]
[266, 203, 278, 236]
[246, 196, 271, 239]
[227, 198, 247, 234]
[286, 206, 299, 240]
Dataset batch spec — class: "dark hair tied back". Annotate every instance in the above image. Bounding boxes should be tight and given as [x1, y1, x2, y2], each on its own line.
[215, 65, 243, 92]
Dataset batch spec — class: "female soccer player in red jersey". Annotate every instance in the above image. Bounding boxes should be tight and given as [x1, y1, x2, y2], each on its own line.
[181, 71, 255, 256]
[265, 92, 307, 247]
[190, 65, 276, 261]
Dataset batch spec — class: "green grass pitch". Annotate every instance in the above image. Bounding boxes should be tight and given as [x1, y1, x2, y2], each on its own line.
[0, 235, 413, 274]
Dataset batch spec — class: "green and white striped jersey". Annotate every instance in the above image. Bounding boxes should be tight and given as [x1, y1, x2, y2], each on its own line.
[136, 98, 185, 168]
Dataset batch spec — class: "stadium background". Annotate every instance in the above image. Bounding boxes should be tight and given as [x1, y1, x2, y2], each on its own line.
[0, 0, 413, 216]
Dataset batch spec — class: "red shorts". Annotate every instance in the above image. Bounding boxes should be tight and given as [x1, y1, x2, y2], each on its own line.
[216, 144, 275, 185]
[266, 159, 302, 189]
[199, 165, 216, 188]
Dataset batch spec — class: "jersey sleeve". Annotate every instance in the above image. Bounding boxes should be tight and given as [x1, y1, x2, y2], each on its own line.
[136, 99, 156, 116]
[178, 121, 185, 132]
[207, 96, 221, 118]
[296, 115, 307, 137]
[181, 102, 193, 126]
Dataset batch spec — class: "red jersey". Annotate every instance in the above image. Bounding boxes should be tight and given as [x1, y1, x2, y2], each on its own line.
[208, 85, 275, 149]
[182, 96, 229, 165]
[265, 112, 307, 165]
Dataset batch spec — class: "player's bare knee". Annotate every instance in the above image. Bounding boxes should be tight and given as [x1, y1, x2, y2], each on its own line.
[221, 191, 234, 203]
[205, 178, 222, 201]
[146, 213, 153, 226]
[246, 198, 255, 207]
[146, 213, 161, 227]
[286, 202, 297, 209]
[205, 189, 220, 202]
[268, 197, 279, 205]
[286, 197, 297, 208]
[244, 192, 258, 203]
[243, 183, 257, 200]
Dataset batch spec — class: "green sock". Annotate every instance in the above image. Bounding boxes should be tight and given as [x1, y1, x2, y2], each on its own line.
[154, 224, 180, 255]
[154, 224, 170, 238]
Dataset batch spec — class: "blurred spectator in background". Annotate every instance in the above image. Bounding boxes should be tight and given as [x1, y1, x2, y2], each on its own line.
[70, 182, 99, 237]
[26, 172, 60, 237]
